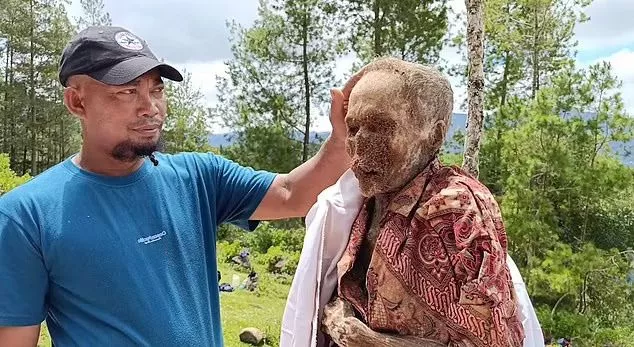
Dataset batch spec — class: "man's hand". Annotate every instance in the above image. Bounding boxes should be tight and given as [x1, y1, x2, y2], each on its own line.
[321, 297, 446, 347]
[328, 67, 367, 144]
[321, 296, 371, 347]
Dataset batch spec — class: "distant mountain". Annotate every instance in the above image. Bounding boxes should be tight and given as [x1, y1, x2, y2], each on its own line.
[208, 112, 634, 166]
[209, 113, 469, 147]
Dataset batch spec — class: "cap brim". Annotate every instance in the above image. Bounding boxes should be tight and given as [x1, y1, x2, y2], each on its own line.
[88, 56, 183, 85]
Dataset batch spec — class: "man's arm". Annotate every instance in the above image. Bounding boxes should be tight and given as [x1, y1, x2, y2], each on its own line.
[250, 87, 353, 220]
[0, 326, 40, 347]
[251, 136, 350, 220]
[0, 211, 49, 345]
[321, 297, 445, 347]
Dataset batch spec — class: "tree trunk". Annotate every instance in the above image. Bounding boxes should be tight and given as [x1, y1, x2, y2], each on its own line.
[530, 4, 540, 99]
[462, 0, 485, 178]
[3, 37, 10, 155]
[29, 0, 37, 175]
[8, 39, 16, 169]
[301, 9, 310, 163]
[373, 0, 382, 57]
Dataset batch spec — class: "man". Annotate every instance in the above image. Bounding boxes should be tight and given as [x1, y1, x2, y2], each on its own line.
[0, 26, 352, 346]
[316, 58, 526, 346]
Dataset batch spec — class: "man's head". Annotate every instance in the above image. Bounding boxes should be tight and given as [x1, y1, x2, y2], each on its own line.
[345, 57, 453, 197]
[59, 26, 183, 162]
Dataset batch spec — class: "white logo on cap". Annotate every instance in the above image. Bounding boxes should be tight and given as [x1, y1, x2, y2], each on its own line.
[114, 31, 143, 50]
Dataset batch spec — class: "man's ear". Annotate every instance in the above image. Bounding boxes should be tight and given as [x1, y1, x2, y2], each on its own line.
[63, 87, 87, 120]
[429, 119, 447, 151]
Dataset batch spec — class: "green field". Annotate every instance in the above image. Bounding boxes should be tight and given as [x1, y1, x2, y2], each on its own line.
[37, 261, 292, 347]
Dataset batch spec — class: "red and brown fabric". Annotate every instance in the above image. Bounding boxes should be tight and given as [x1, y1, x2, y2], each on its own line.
[336, 158, 525, 347]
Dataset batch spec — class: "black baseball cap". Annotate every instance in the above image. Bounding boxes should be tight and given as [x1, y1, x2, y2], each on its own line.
[58, 26, 183, 87]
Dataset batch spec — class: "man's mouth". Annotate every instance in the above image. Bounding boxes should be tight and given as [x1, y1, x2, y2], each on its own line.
[352, 163, 382, 177]
[133, 125, 161, 136]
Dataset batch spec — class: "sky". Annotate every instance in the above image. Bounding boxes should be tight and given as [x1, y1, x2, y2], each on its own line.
[67, 0, 634, 133]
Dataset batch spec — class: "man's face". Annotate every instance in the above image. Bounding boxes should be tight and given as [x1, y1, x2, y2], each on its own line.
[345, 71, 428, 197]
[74, 69, 167, 161]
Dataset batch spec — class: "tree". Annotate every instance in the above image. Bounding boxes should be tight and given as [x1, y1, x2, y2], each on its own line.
[76, 0, 112, 29]
[477, 0, 592, 193]
[461, 0, 485, 177]
[213, 0, 342, 170]
[162, 71, 213, 153]
[0, 0, 78, 175]
[496, 63, 634, 344]
[344, 0, 450, 65]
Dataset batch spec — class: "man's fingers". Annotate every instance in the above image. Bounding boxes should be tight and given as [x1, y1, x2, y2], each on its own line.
[330, 88, 344, 118]
[329, 88, 348, 140]
[342, 68, 366, 98]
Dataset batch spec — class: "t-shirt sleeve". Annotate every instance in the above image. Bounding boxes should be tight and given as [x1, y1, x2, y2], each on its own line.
[208, 154, 277, 231]
[0, 210, 48, 326]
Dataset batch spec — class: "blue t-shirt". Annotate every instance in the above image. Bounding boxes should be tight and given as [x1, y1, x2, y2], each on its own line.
[0, 152, 276, 346]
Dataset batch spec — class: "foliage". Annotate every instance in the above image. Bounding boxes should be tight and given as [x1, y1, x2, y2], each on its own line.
[343, 0, 450, 65]
[212, 0, 343, 169]
[257, 245, 300, 275]
[0, 0, 79, 176]
[490, 62, 634, 343]
[0, 153, 31, 195]
[242, 222, 305, 254]
[163, 71, 214, 153]
[217, 240, 244, 264]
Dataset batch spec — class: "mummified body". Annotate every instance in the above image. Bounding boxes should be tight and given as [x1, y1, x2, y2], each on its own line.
[321, 58, 525, 347]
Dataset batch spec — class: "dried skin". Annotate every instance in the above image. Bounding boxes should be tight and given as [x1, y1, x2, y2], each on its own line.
[322, 297, 446, 347]
[345, 64, 450, 197]
[331, 57, 455, 346]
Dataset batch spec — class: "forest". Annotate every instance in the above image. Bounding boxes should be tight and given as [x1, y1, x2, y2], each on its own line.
[1, 0, 633, 345]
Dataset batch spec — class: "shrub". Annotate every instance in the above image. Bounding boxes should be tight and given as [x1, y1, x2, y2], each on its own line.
[217, 241, 243, 264]
[0, 154, 30, 196]
[243, 222, 305, 254]
[258, 246, 300, 276]
[217, 224, 246, 243]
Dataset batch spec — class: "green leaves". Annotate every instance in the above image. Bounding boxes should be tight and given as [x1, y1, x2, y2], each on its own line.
[212, 0, 342, 170]
[482, 61, 634, 343]
[0, 0, 79, 176]
[345, 0, 450, 64]
[163, 71, 213, 154]
[0, 153, 30, 195]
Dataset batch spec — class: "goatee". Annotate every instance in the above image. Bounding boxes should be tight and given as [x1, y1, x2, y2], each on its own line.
[111, 135, 165, 163]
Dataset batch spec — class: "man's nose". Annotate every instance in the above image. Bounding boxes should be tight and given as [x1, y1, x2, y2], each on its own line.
[138, 91, 159, 118]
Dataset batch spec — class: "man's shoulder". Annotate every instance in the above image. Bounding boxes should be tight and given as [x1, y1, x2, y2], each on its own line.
[0, 161, 69, 222]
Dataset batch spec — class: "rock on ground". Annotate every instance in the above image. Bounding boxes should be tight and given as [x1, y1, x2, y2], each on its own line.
[239, 327, 265, 346]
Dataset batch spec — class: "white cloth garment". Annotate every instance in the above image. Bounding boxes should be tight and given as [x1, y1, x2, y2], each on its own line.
[280, 169, 544, 347]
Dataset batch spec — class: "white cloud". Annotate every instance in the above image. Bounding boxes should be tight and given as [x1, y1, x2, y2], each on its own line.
[69, 0, 259, 63]
[575, 0, 634, 52]
[67, 0, 633, 133]
[168, 60, 228, 108]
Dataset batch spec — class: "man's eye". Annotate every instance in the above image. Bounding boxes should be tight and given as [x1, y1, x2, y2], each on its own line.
[347, 125, 359, 136]
[119, 89, 136, 95]
[153, 86, 164, 93]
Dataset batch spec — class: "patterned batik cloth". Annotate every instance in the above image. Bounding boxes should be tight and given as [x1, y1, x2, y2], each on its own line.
[336, 158, 525, 347]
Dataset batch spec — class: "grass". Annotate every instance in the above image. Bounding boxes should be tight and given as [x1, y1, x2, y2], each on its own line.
[37, 261, 292, 347]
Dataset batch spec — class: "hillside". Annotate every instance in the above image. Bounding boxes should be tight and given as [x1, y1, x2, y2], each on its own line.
[208, 113, 634, 166]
